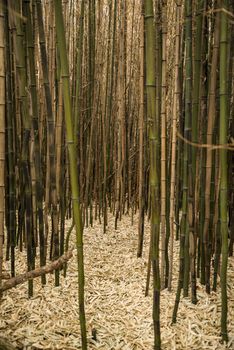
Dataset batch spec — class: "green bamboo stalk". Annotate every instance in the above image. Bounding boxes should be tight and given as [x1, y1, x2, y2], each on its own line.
[53, 1, 87, 348]
[228, 5, 234, 257]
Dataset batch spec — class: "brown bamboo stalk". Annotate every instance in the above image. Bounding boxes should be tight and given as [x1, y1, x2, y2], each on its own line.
[137, 2, 145, 257]
[115, 0, 126, 229]
[168, 0, 181, 291]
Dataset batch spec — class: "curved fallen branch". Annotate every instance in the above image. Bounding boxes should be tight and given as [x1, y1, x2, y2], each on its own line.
[0, 250, 73, 293]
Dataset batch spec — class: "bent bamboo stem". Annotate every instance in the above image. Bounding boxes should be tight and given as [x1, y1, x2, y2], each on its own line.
[0, 250, 73, 293]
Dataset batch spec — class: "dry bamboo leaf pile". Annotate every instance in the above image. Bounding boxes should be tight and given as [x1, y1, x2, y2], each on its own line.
[0, 214, 233, 350]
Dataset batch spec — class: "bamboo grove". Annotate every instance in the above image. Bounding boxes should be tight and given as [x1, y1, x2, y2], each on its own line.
[0, 0, 233, 349]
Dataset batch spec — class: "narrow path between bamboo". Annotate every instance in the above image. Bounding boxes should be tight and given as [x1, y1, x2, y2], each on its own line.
[0, 214, 233, 349]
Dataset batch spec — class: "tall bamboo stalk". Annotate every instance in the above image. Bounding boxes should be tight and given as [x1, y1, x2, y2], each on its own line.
[189, 0, 206, 304]
[102, 0, 113, 233]
[160, 0, 167, 289]
[115, 0, 126, 229]
[168, 0, 181, 291]
[5, 0, 16, 278]
[144, 0, 161, 348]
[137, 2, 145, 257]
[182, 0, 192, 298]
[172, 0, 192, 320]
[219, 0, 229, 342]
[74, 0, 85, 142]
[229, 20, 234, 256]
[203, 12, 220, 294]
[36, 0, 60, 285]
[198, 10, 208, 284]
[10, 0, 35, 297]
[53, 1, 87, 348]
[0, 0, 5, 296]
[24, 0, 46, 285]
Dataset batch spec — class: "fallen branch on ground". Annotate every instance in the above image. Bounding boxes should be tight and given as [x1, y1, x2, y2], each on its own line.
[0, 272, 11, 280]
[0, 250, 73, 292]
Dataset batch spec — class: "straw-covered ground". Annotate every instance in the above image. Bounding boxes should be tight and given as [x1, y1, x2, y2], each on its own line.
[0, 214, 233, 349]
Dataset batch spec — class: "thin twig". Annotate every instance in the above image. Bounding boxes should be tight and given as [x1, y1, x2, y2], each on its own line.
[177, 131, 234, 151]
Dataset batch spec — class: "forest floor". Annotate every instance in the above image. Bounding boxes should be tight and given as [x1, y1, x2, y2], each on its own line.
[0, 213, 234, 350]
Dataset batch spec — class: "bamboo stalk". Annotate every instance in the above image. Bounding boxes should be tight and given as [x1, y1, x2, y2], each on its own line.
[0, 0, 5, 298]
[219, 0, 229, 342]
[160, 0, 167, 289]
[36, 0, 60, 286]
[203, 12, 220, 294]
[144, 0, 161, 348]
[168, 0, 181, 291]
[53, 1, 87, 348]
[137, 2, 145, 258]
[10, 0, 35, 297]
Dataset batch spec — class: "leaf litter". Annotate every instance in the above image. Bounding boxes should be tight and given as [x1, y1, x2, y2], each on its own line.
[0, 213, 233, 349]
